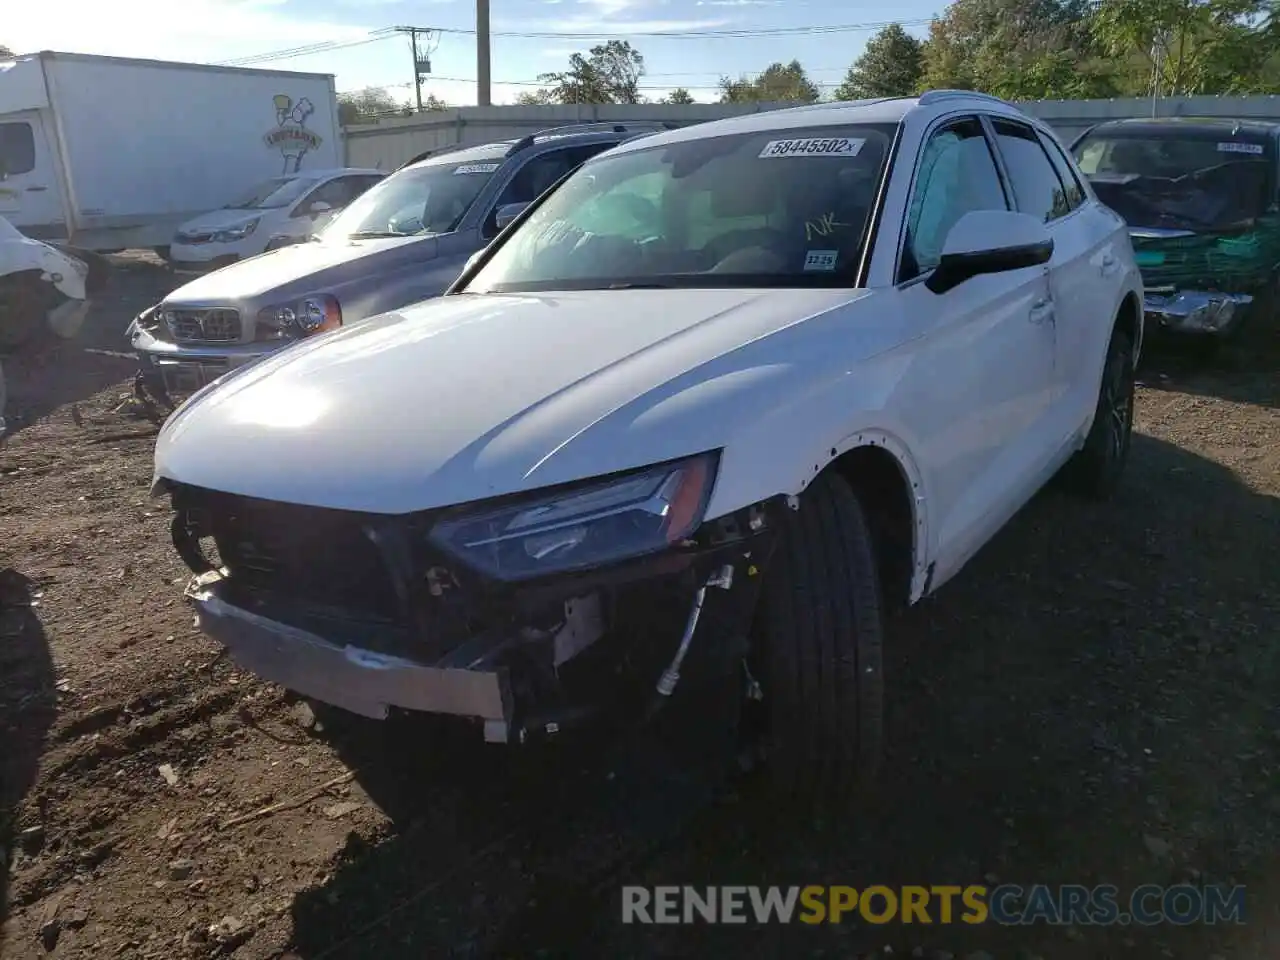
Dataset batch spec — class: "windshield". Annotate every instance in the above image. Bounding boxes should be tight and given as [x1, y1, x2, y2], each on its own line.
[1073, 133, 1269, 180]
[462, 124, 894, 293]
[225, 176, 317, 210]
[1073, 132, 1273, 231]
[322, 157, 504, 239]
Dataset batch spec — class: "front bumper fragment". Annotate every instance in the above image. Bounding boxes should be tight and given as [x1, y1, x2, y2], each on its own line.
[1143, 288, 1253, 337]
[188, 574, 514, 723]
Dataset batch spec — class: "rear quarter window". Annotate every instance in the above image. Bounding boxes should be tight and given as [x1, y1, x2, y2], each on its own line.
[0, 122, 36, 176]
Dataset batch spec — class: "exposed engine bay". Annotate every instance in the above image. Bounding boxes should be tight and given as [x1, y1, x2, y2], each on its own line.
[166, 480, 783, 745]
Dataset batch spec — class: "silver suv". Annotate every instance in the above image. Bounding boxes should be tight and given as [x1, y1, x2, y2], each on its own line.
[128, 121, 674, 405]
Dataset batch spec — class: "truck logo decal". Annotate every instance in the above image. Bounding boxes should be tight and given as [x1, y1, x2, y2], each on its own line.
[264, 94, 322, 174]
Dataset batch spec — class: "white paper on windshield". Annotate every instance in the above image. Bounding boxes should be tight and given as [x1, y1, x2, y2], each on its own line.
[1216, 141, 1264, 155]
[803, 250, 838, 271]
[759, 137, 865, 159]
[453, 162, 502, 175]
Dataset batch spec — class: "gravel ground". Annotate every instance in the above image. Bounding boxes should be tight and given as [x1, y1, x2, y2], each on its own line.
[1, 255, 1277, 959]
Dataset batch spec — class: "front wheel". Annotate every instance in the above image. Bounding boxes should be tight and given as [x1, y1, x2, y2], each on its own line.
[1063, 327, 1135, 499]
[749, 471, 885, 804]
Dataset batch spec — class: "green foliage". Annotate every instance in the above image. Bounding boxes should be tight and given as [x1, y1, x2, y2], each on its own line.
[834, 24, 925, 99]
[537, 40, 646, 104]
[1093, 0, 1272, 94]
[719, 60, 821, 103]
[921, 0, 1120, 98]
[662, 87, 697, 104]
[337, 87, 423, 125]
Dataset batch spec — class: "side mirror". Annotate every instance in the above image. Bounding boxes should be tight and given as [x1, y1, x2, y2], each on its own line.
[925, 210, 1053, 294]
[308, 200, 333, 218]
[494, 201, 531, 231]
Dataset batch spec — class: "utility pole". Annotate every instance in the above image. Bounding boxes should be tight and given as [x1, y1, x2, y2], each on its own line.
[477, 0, 491, 107]
[394, 26, 435, 113]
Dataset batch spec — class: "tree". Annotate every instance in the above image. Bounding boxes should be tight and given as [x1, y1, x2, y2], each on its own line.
[514, 88, 557, 105]
[537, 40, 645, 104]
[920, 0, 1119, 98]
[338, 87, 412, 124]
[662, 87, 696, 104]
[1093, 0, 1274, 95]
[834, 24, 924, 99]
[718, 60, 820, 103]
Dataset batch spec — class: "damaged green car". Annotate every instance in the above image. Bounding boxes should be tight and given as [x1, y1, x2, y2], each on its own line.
[1071, 117, 1280, 345]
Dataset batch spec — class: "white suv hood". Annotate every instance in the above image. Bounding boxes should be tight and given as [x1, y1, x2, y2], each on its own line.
[155, 287, 877, 513]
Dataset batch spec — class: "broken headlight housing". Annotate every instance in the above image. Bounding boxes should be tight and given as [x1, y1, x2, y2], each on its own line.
[256, 293, 342, 340]
[429, 452, 719, 581]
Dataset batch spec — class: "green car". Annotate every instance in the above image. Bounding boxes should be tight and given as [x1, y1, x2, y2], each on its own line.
[1071, 117, 1280, 344]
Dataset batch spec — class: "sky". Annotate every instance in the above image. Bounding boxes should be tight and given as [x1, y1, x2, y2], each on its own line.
[4, 0, 937, 106]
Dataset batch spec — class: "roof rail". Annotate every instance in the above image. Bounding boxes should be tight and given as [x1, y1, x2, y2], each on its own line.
[917, 89, 1010, 107]
[505, 120, 678, 156]
[395, 140, 475, 171]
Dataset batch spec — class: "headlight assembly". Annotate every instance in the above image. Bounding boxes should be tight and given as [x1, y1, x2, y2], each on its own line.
[211, 218, 260, 243]
[429, 452, 719, 581]
[256, 293, 342, 340]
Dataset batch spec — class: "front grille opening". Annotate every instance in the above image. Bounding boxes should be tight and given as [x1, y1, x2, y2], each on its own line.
[169, 309, 242, 344]
[173, 487, 403, 622]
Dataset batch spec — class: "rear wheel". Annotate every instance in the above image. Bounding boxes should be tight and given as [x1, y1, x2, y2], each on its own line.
[750, 470, 885, 803]
[1063, 327, 1135, 499]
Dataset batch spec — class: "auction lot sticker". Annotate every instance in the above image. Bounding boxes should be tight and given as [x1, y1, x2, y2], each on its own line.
[759, 137, 865, 158]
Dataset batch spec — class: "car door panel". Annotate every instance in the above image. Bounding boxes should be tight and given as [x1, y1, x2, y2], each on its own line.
[889, 115, 1057, 586]
[894, 266, 1055, 587]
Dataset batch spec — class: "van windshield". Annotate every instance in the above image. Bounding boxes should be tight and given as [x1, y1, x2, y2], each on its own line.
[225, 176, 317, 210]
[462, 124, 895, 293]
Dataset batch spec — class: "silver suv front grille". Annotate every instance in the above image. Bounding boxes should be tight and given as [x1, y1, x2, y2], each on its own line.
[166, 308, 242, 343]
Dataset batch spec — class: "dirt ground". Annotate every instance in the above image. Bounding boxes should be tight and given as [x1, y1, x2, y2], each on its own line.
[1, 255, 1278, 960]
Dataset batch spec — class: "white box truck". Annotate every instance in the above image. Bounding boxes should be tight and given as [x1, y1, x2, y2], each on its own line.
[0, 51, 342, 252]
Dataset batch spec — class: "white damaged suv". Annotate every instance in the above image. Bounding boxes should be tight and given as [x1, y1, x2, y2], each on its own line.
[152, 91, 1142, 798]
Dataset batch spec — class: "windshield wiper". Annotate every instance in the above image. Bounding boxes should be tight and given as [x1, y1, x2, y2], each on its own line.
[607, 281, 672, 289]
[347, 231, 405, 239]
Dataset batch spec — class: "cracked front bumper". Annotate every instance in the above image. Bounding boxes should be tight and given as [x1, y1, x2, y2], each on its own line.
[1143, 289, 1253, 337]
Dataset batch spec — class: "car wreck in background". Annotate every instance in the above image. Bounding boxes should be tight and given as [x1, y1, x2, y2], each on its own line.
[1072, 117, 1280, 348]
[127, 121, 672, 408]
[0, 215, 109, 440]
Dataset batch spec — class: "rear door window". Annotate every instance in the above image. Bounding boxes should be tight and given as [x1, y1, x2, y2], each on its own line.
[991, 119, 1072, 223]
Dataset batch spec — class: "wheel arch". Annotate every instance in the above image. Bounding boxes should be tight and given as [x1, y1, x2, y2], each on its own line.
[811, 431, 929, 609]
[1115, 288, 1143, 363]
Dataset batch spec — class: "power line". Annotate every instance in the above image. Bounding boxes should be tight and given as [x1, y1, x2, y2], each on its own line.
[218, 28, 399, 66]
[221, 18, 933, 67]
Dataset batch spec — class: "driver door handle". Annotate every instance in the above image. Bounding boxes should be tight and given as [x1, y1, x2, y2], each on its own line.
[1029, 297, 1055, 324]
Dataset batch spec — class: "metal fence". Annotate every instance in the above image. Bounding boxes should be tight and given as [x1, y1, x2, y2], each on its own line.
[342, 95, 1280, 169]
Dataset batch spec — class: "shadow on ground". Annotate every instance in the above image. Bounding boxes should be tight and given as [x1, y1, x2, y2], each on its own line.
[283, 429, 1279, 960]
[1138, 312, 1280, 410]
[0, 570, 56, 951]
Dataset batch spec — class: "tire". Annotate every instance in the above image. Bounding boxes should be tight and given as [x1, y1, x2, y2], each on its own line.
[751, 470, 885, 803]
[0, 274, 54, 352]
[1063, 326, 1135, 500]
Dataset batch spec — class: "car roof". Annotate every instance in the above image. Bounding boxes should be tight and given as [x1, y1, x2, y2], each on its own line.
[284, 167, 385, 179]
[603, 91, 1030, 157]
[401, 123, 675, 172]
[1081, 116, 1280, 138]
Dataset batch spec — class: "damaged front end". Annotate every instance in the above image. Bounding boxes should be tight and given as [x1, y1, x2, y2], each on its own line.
[162, 453, 783, 744]
[1087, 160, 1280, 339]
[0, 217, 107, 352]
